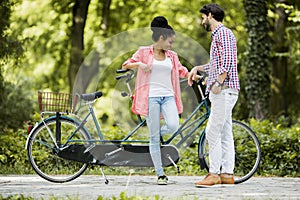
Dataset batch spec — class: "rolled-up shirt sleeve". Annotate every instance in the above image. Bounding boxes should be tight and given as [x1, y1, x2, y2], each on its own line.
[203, 63, 210, 74]
[178, 62, 189, 78]
[122, 48, 141, 68]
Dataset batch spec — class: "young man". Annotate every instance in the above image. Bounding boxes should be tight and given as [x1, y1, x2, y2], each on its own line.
[188, 3, 240, 187]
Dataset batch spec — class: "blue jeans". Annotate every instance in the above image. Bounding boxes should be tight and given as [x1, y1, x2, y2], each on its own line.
[147, 96, 179, 176]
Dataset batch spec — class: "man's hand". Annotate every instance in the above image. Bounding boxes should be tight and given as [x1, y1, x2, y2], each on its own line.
[211, 81, 222, 94]
[211, 83, 222, 94]
[188, 66, 202, 86]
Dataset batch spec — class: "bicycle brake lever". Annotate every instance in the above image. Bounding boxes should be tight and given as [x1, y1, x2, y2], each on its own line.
[116, 69, 129, 73]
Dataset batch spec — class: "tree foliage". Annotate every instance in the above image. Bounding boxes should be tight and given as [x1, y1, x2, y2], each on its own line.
[1, 0, 300, 131]
[0, 0, 23, 60]
[268, 1, 300, 121]
[0, 0, 31, 132]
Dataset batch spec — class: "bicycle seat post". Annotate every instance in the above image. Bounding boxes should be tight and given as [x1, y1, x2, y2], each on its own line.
[55, 112, 61, 147]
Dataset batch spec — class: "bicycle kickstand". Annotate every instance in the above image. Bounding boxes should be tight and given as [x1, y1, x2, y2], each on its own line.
[99, 165, 109, 184]
[166, 154, 180, 173]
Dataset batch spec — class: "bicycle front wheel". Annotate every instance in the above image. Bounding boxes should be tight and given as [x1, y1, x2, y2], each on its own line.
[27, 117, 91, 183]
[198, 120, 261, 184]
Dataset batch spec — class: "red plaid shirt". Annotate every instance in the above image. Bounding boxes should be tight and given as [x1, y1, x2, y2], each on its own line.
[204, 24, 240, 94]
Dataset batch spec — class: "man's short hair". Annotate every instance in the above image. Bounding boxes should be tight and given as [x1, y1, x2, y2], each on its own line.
[200, 4, 225, 22]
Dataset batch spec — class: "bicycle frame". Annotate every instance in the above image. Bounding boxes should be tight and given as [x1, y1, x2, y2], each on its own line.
[166, 98, 210, 147]
[49, 79, 210, 150]
[27, 67, 210, 151]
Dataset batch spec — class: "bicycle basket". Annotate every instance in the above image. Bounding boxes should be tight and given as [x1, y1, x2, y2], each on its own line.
[38, 91, 72, 113]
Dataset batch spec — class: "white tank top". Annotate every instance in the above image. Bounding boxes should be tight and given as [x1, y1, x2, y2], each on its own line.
[149, 57, 174, 97]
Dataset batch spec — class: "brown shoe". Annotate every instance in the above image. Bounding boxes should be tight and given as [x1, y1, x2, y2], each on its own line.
[195, 173, 221, 187]
[220, 173, 234, 184]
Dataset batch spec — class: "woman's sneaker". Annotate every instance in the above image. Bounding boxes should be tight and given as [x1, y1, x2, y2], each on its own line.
[157, 175, 168, 185]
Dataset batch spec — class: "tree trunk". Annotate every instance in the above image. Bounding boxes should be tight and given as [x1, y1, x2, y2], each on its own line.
[243, 0, 271, 119]
[68, 0, 91, 93]
[270, 3, 289, 117]
[100, 0, 112, 35]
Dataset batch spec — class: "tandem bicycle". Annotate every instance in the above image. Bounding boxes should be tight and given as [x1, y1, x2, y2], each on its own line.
[26, 69, 261, 184]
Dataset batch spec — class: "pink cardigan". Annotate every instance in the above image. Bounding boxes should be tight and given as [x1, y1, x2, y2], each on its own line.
[122, 45, 189, 116]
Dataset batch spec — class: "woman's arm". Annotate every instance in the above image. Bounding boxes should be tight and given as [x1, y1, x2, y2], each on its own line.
[122, 62, 141, 70]
[123, 61, 151, 72]
[122, 47, 151, 72]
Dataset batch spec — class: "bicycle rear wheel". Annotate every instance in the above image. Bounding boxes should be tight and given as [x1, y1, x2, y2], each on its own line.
[27, 117, 91, 183]
[198, 120, 261, 184]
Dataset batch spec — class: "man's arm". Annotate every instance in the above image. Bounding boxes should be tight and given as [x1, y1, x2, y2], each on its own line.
[187, 64, 208, 86]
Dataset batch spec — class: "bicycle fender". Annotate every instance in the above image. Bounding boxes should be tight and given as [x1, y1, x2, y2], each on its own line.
[25, 121, 42, 150]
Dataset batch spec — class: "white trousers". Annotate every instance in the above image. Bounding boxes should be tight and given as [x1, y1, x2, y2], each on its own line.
[206, 88, 238, 174]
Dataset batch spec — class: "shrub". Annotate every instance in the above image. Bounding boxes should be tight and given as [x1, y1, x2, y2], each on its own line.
[0, 117, 299, 177]
[0, 81, 34, 132]
[250, 118, 299, 177]
[0, 127, 33, 174]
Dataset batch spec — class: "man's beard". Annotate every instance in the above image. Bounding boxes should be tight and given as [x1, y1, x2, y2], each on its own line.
[203, 21, 211, 32]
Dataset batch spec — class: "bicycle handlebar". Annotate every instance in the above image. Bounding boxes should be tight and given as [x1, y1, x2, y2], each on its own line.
[116, 74, 128, 80]
[115, 69, 134, 81]
[81, 91, 103, 101]
[116, 69, 130, 80]
[116, 69, 129, 73]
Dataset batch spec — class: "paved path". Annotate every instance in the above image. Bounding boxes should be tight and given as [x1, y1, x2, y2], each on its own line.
[0, 175, 299, 199]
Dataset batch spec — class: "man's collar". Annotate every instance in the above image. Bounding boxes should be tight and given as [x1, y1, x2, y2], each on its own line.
[211, 24, 224, 37]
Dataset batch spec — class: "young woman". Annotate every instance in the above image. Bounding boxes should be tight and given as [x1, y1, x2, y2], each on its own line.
[122, 16, 189, 185]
